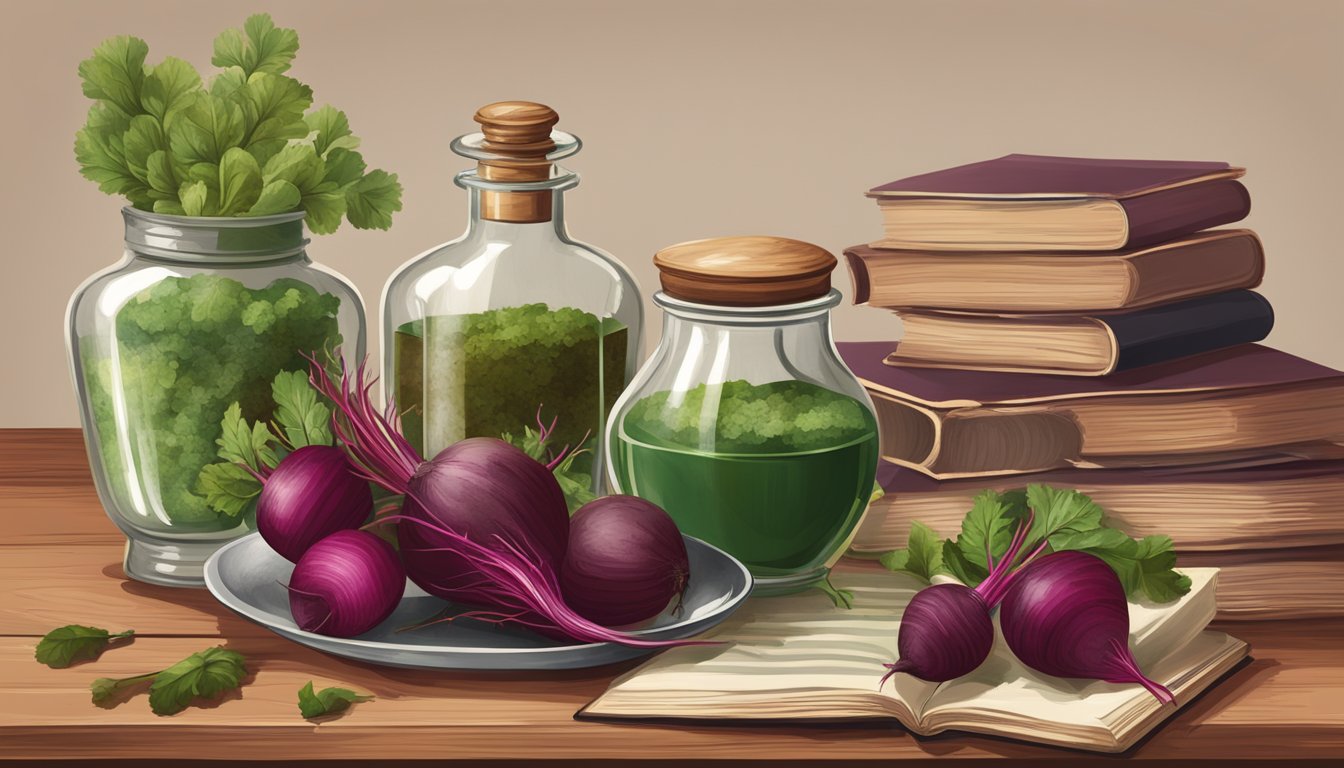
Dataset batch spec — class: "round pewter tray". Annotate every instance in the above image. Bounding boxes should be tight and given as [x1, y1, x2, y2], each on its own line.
[204, 531, 752, 670]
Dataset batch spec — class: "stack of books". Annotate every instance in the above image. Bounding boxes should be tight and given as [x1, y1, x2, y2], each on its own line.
[841, 154, 1344, 620]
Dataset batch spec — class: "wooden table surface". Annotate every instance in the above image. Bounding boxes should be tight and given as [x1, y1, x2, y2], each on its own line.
[1, 429, 1341, 765]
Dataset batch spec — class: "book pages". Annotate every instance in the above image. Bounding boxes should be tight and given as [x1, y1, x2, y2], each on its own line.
[584, 568, 1238, 753]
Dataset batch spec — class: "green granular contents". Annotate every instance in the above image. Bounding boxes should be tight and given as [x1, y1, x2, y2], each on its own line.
[623, 379, 874, 454]
[394, 304, 627, 463]
[82, 274, 342, 529]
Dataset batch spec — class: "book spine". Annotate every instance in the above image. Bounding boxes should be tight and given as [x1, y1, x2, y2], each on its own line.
[1120, 180, 1251, 249]
[843, 249, 872, 304]
[1108, 290, 1275, 372]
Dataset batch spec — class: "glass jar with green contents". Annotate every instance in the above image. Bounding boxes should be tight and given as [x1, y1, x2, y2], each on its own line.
[383, 102, 641, 497]
[66, 209, 363, 586]
[607, 236, 879, 595]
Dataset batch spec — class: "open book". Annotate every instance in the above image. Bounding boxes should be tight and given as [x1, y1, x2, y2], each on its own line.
[581, 569, 1247, 753]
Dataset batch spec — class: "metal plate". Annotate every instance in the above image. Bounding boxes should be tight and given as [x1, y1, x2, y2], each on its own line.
[204, 532, 753, 670]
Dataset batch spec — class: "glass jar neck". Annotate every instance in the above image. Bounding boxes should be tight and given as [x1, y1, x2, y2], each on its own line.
[462, 186, 570, 240]
[654, 290, 842, 329]
[122, 207, 309, 265]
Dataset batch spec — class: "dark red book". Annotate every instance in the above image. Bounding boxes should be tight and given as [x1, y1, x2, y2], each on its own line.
[866, 154, 1250, 251]
[837, 341, 1344, 478]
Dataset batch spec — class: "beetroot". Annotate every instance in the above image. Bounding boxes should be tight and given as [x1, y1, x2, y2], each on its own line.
[561, 496, 690, 627]
[287, 530, 404, 638]
[258, 445, 372, 563]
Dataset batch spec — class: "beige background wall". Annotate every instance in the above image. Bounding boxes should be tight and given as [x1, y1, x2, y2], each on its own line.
[2, 0, 1341, 427]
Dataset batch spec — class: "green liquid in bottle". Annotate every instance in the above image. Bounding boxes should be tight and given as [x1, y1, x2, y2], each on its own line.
[613, 380, 879, 593]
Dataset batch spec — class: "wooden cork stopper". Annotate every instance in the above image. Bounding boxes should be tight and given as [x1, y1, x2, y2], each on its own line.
[474, 101, 560, 223]
[653, 236, 838, 306]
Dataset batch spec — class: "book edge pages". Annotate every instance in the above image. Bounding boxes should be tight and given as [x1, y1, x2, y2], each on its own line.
[855, 371, 1341, 410]
[846, 227, 1256, 262]
[884, 310, 1117, 377]
[867, 167, 1246, 200]
[916, 633, 1248, 753]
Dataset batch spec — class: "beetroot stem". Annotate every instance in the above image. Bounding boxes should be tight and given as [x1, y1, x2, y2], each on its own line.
[879, 660, 915, 691]
[305, 352, 423, 495]
[1107, 638, 1176, 705]
[373, 514, 716, 649]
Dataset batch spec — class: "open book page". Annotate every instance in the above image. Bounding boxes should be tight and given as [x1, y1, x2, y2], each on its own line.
[920, 568, 1224, 749]
[582, 576, 934, 726]
[921, 631, 1246, 751]
[583, 568, 1235, 752]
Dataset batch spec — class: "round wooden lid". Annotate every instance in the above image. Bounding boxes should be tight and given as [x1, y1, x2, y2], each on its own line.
[474, 101, 559, 158]
[653, 236, 838, 306]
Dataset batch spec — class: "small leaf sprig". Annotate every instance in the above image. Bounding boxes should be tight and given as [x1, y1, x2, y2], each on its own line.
[75, 13, 402, 232]
[34, 625, 134, 668]
[298, 681, 373, 719]
[195, 369, 334, 517]
[91, 647, 247, 716]
[879, 485, 1192, 603]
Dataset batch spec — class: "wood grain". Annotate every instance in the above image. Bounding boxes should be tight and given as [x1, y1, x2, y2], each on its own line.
[474, 100, 556, 223]
[1, 429, 1341, 763]
[654, 235, 837, 306]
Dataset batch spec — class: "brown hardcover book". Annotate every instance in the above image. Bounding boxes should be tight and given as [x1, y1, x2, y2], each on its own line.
[844, 229, 1264, 313]
[852, 462, 1344, 555]
[1177, 546, 1344, 620]
[887, 290, 1274, 376]
[867, 154, 1250, 251]
[838, 341, 1344, 478]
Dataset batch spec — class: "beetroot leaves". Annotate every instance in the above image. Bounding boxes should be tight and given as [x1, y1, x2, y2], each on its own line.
[880, 512, 1045, 686]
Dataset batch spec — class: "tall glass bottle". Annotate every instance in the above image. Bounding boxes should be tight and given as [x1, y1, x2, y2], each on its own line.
[383, 102, 642, 492]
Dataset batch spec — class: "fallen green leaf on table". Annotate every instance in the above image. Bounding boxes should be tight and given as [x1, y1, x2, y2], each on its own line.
[879, 485, 1191, 603]
[88, 646, 247, 716]
[35, 625, 134, 668]
[298, 680, 374, 719]
[148, 647, 248, 716]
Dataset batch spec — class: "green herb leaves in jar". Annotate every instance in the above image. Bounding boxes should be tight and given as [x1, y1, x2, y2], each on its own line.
[393, 303, 627, 473]
[80, 274, 342, 529]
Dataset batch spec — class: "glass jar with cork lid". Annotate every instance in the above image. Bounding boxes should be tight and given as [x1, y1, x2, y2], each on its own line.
[383, 102, 642, 495]
[606, 236, 880, 595]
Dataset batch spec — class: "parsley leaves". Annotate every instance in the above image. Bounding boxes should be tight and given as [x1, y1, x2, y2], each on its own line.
[879, 484, 1191, 603]
[86, 646, 247, 715]
[195, 369, 334, 517]
[34, 625, 134, 669]
[147, 647, 248, 716]
[75, 14, 401, 232]
[297, 681, 373, 719]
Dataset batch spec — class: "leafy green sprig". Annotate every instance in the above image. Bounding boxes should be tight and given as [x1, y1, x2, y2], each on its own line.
[90, 646, 247, 716]
[501, 408, 599, 513]
[196, 369, 334, 517]
[880, 485, 1192, 603]
[35, 625, 135, 668]
[298, 681, 373, 719]
[75, 13, 401, 232]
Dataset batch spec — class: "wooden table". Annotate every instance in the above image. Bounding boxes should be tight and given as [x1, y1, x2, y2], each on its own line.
[1, 429, 1340, 765]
